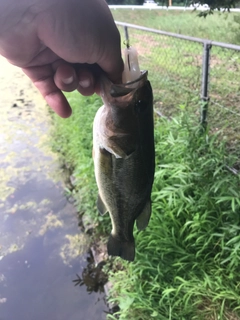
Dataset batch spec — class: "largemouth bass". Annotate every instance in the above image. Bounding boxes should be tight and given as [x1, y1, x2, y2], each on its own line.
[93, 71, 155, 261]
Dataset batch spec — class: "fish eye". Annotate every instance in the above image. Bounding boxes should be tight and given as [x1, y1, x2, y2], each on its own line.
[135, 99, 147, 113]
[134, 82, 153, 114]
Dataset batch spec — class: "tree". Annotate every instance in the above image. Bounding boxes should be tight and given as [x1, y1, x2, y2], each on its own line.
[159, 0, 237, 9]
[190, 1, 238, 17]
[193, 0, 236, 9]
[158, 0, 239, 16]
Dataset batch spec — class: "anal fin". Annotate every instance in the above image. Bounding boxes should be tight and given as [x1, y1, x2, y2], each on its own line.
[136, 200, 151, 231]
[97, 194, 107, 215]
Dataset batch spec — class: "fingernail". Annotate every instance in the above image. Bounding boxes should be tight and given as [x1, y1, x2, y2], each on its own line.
[79, 79, 91, 88]
[62, 76, 74, 84]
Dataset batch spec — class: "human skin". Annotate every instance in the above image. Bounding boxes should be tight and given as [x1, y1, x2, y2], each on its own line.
[0, 0, 123, 117]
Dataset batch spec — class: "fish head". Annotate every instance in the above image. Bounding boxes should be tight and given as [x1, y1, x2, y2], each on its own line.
[99, 71, 153, 156]
[100, 70, 152, 112]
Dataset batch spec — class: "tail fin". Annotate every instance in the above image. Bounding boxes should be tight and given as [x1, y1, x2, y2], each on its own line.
[107, 235, 135, 262]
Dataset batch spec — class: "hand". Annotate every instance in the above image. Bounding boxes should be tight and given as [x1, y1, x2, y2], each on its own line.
[0, 0, 123, 117]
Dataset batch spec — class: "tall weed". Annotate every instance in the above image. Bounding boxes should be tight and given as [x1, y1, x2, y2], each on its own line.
[108, 109, 240, 320]
[50, 92, 112, 235]
[50, 92, 240, 319]
[111, 9, 240, 44]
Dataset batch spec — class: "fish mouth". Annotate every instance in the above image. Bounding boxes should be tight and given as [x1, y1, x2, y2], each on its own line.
[101, 70, 148, 99]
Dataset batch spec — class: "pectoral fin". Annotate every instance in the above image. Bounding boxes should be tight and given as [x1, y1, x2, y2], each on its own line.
[105, 143, 128, 159]
[136, 200, 151, 231]
[97, 194, 107, 216]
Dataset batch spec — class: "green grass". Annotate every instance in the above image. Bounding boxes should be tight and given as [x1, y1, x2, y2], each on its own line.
[112, 9, 240, 150]
[111, 9, 240, 44]
[50, 93, 240, 320]
[49, 93, 112, 236]
[107, 108, 240, 320]
[49, 9, 240, 320]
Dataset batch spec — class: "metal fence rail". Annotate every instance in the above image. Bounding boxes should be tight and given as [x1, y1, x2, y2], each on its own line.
[110, 6, 240, 12]
[116, 21, 240, 148]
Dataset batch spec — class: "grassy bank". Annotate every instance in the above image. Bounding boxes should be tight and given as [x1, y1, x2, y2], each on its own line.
[49, 10, 240, 319]
[110, 9, 240, 45]
[50, 92, 240, 319]
[111, 9, 240, 151]
[108, 109, 240, 320]
[50, 93, 112, 237]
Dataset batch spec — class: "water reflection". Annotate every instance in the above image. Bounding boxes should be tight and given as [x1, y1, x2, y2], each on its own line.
[0, 57, 108, 320]
[0, 235, 107, 320]
[73, 254, 108, 294]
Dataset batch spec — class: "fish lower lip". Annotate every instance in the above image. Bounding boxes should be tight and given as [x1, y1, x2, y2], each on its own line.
[110, 87, 133, 97]
[110, 70, 148, 98]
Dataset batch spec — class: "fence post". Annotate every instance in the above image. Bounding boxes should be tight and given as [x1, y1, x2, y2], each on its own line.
[201, 41, 212, 127]
[124, 26, 130, 48]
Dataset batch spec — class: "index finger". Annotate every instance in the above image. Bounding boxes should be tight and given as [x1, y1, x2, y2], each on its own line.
[22, 65, 72, 118]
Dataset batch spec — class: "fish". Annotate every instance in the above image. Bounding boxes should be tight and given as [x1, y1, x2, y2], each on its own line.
[92, 70, 155, 262]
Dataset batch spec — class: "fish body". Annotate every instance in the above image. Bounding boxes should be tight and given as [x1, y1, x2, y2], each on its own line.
[93, 71, 155, 261]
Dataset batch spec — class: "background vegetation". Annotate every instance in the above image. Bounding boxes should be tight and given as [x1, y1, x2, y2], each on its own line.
[106, 0, 240, 9]
[111, 9, 240, 153]
[108, 109, 240, 320]
[50, 93, 240, 320]
[111, 9, 240, 44]
[50, 8, 240, 320]
[106, 0, 144, 5]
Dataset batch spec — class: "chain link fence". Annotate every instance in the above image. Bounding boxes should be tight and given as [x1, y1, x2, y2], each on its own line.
[116, 21, 240, 152]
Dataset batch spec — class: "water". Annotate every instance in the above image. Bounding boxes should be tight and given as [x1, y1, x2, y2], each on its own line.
[0, 57, 108, 320]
